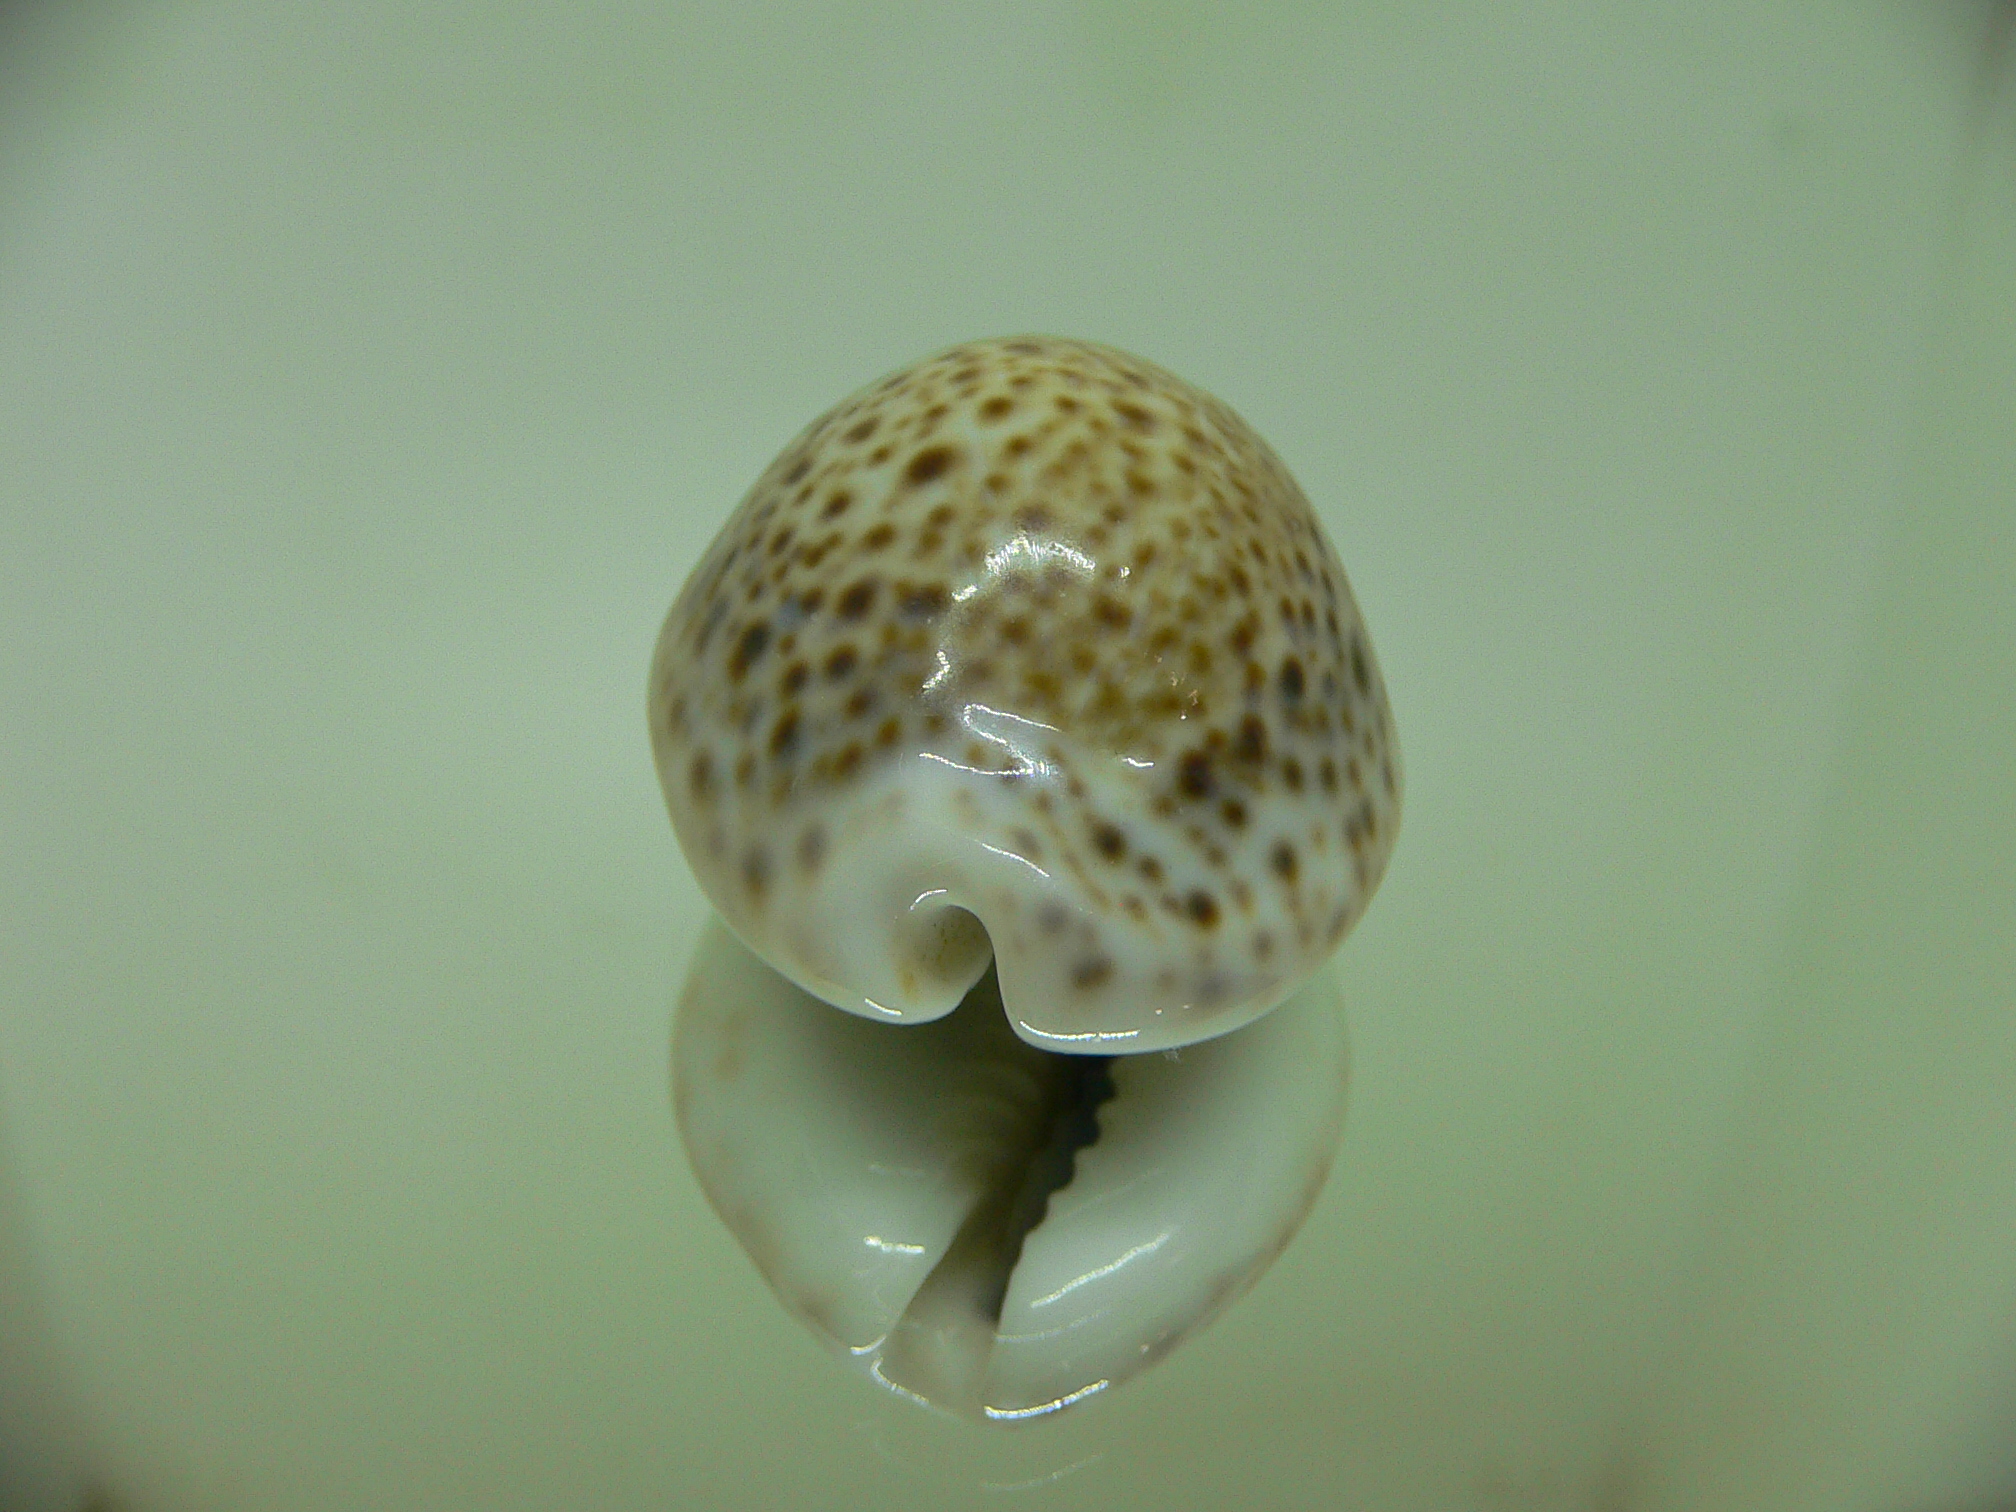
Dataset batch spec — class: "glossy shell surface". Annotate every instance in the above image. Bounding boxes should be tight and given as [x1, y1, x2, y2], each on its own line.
[673, 921, 1351, 1423]
[650, 336, 1400, 1052]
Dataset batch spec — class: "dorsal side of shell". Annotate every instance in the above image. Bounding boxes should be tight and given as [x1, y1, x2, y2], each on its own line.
[650, 336, 1400, 1052]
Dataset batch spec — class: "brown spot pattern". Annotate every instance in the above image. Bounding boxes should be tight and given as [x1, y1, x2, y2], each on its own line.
[648, 336, 1400, 1047]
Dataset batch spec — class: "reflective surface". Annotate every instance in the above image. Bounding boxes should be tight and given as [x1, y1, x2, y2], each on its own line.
[1, 3, 2012, 1509]
[649, 336, 1398, 1054]
[674, 921, 1349, 1422]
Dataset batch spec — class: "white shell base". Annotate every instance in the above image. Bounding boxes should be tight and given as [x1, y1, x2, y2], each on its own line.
[672, 918, 1349, 1422]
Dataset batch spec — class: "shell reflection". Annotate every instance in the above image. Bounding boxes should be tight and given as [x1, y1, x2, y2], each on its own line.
[672, 920, 1349, 1423]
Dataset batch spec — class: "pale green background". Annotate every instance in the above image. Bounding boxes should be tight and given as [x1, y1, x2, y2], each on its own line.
[1, 4, 2012, 1510]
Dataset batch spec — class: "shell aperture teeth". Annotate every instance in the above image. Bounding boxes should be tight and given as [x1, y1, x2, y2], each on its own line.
[672, 921, 1350, 1423]
[875, 983, 1115, 1412]
[650, 335, 1400, 1054]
